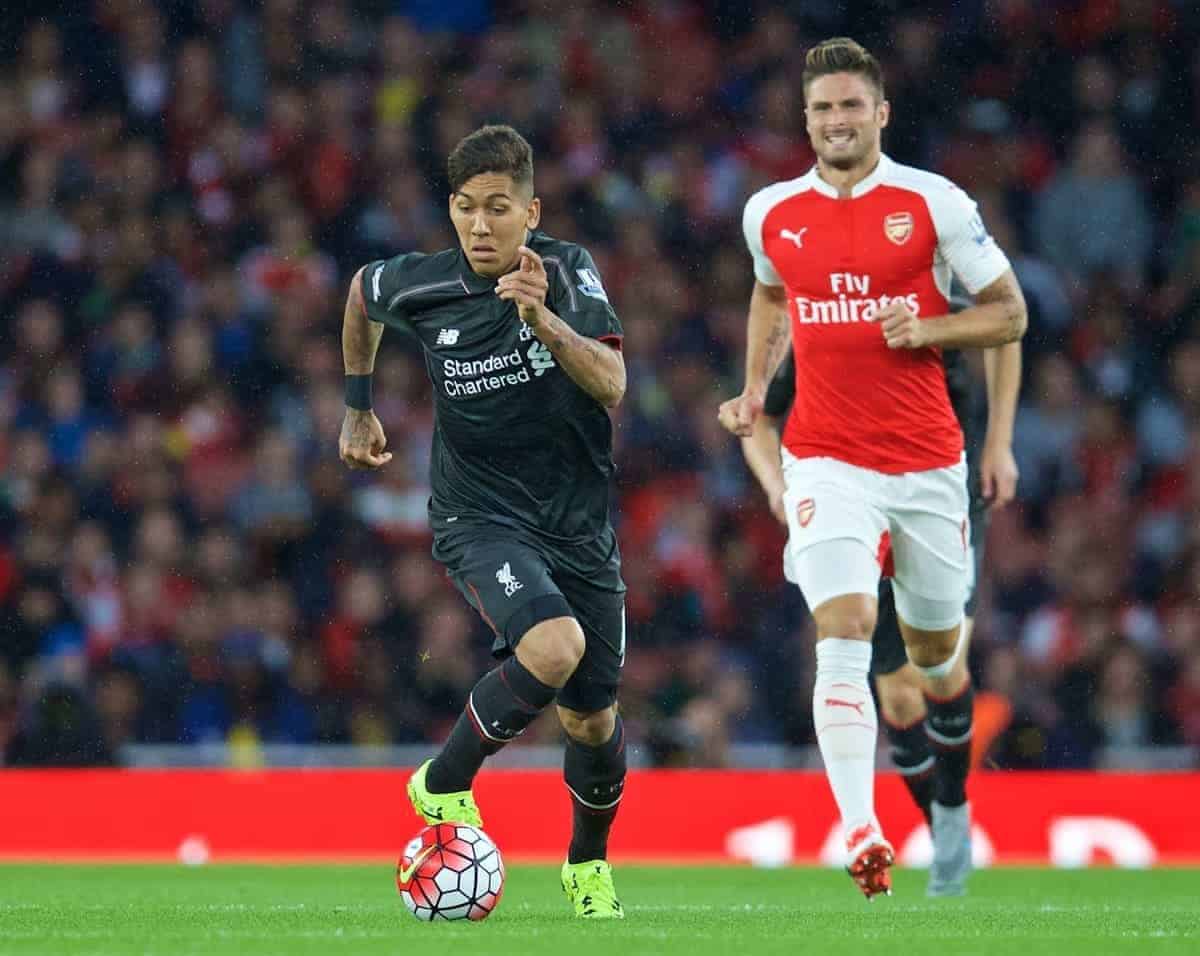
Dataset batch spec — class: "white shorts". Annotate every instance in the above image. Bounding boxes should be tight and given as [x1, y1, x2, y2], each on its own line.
[780, 452, 970, 630]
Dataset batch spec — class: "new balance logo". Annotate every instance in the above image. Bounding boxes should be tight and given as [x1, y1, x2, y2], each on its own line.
[780, 227, 807, 249]
[825, 698, 865, 716]
[436, 328, 460, 346]
[496, 562, 523, 597]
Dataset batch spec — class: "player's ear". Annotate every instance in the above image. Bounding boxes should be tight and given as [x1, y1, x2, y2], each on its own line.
[525, 197, 541, 230]
[877, 98, 890, 130]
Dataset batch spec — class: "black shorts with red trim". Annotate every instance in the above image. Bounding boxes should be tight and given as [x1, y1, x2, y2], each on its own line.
[434, 521, 626, 713]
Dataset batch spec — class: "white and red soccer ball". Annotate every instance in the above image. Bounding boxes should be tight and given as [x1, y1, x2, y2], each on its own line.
[395, 823, 505, 921]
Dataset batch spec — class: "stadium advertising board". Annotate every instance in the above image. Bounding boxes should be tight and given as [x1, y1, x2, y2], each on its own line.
[0, 770, 1194, 866]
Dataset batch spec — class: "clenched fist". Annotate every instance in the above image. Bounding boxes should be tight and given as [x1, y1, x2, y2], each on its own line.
[339, 409, 392, 470]
[878, 299, 930, 350]
[718, 390, 765, 437]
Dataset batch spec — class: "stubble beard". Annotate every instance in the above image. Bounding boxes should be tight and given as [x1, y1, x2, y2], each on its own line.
[821, 135, 876, 173]
[825, 153, 859, 171]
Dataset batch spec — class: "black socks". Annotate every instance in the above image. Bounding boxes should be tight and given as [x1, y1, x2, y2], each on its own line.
[426, 656, 558, 794]
[565, 715, 627, 864]
[882, 716, 935, 822]
[926, 681, 974, 808]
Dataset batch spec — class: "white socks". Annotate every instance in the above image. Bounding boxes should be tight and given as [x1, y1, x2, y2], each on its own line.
[814, 638, 878, 839]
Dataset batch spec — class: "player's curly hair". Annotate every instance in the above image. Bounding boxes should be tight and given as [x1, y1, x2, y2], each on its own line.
[447, 124, 534, 196]
[802, 37, 885, 101]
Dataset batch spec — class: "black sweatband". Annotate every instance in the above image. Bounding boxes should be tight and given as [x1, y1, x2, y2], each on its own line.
[344, 374, 373, 410]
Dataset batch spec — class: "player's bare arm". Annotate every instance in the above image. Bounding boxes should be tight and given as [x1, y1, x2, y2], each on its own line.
[719, 281, 790, 437]
[740, 414, 787, 525]
[880, 269, 1027, 350]
[339, 266, 393, 470]
[981, 340, 1021, 507]
[496, 245, 626, 408]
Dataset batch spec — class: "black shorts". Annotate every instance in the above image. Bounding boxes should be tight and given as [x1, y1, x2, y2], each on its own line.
[872, 500, 990, 677]
[433, 523, 626, 714]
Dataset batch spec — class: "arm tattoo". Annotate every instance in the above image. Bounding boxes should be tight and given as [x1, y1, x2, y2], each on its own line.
[585, 339, 606, 364]
[537, 310, 625, 407]
[974, 271, 1028, 345]
[765, 316, 788, 369]
[343, 267, 384, 375]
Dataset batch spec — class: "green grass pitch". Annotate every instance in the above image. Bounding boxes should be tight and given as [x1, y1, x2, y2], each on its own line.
[1, 864, 1196, 955]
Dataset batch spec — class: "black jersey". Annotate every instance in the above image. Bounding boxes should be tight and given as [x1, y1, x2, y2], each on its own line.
[361, 231, 624, 550]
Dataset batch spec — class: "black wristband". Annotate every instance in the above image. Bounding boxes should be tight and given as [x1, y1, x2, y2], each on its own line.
[344, 374, 373, 411]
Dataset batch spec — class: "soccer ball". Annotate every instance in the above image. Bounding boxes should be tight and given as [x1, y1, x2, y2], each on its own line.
[395, 823, 505, 921]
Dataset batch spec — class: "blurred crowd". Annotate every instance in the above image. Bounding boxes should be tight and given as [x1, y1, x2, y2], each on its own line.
[3, 0, 1200, 769]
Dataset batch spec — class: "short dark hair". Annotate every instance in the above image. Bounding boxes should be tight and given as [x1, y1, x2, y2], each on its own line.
[802, 37, 885, 101]
[446, 124, 534, 196]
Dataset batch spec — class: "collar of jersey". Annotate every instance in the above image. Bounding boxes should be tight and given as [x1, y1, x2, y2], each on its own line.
[457, 248, 500, 295]
[456, 233, 543, 294]
[805, 152, 893, 199]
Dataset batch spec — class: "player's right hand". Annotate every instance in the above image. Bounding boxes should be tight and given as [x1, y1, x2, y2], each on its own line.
[718, 390, 764, 438]
[339, 409, 393, 470]
[768, 486, 787, 525]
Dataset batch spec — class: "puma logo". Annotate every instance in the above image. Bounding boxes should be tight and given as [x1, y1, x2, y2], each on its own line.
[780, 227, 807, 249]
[397, 844, 436, 883]
[845, 822, 880, 851]
[825, 698, 865, 716]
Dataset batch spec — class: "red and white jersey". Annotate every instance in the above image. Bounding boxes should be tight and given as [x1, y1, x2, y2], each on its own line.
[743, 153, 1011, 474]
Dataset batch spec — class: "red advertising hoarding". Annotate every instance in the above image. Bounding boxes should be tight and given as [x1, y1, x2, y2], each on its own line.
[0, 770, 1194, 866]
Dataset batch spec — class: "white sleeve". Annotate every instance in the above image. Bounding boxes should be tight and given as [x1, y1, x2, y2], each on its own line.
[742, 188, 784, 287]
[928, 182, 1011, 295]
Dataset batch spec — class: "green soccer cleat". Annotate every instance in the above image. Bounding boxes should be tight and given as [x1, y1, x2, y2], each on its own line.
[406, 759, 483, 827]
[561, 860, 625, 919]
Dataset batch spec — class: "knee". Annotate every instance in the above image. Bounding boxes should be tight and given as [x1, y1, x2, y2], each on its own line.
[559, 704, 617, 746]
[517, 617, 585, 686]
[904, 628, 959, 667]
[813, 595, 876, 641]
[876, 667, 926, 726]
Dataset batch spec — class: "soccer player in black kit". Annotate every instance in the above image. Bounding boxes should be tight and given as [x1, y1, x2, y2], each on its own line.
[339, 125, 627, 918]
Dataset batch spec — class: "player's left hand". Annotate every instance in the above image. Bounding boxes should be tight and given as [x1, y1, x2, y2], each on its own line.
[980, 440, 1019, 508]
[879, 300, 929, 349]
[496, 245, 549, 328]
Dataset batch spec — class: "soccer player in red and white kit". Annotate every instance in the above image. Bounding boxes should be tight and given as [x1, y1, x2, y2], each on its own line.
[720, 38, 1027, 899]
